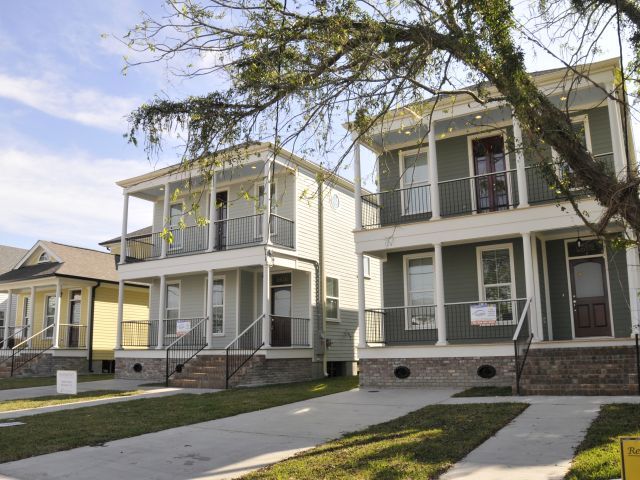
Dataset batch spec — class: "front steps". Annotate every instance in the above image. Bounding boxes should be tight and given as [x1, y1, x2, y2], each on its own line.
[519, 346, 639, 395]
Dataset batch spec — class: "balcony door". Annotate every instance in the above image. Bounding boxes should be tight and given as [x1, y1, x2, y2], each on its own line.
[400, 150, 430, 216]
[472, 135, 509, 213]
[270, 272, 292, 347]
[215, 191, 228, 248]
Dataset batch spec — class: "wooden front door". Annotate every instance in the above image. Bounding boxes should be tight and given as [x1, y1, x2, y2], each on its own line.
[472, 135, 509, 212]
[570, 257, 611, 337]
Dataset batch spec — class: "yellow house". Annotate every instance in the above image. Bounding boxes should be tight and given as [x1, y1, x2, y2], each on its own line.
[0, 241, 148, 377]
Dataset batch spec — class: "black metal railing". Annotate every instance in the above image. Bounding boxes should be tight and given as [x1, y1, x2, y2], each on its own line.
[57, 324, 87, 349]
[165, 317, 208, 386]
[122, 320, 159, 348]
[166, 225, 209, 256]
[271, 214, 295, 249]
[163, 317, 206, 347]
[445, 298, 527, 342]
[225, 314, 264, 389]
[365, 306, 438, 344]
[216, 214, 263, 250]
[270, 316, 310, 347]
[514, 298, 534, 395]
[361, 184, 432, 229]
[0, 326, 29, 352]
[125, 232, 162, 262]
[439, 169, 519, 217]
[11, 324, 54, 375]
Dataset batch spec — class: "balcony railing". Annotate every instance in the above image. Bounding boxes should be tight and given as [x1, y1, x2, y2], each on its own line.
[123, 213, 295, 262]
[361, 184, 432, 229]
[122, 320, 159, 348]
[365, 298, 527, 345]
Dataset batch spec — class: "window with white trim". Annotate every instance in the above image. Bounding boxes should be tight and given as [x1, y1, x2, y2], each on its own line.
[44, 296, 55, 338]
[404, 255, 436, 329]
[211, 279, 224, 334]
[165, 283, 180, 337]
[326, 277, 339, 320]
[22, 297, 30, 326]
[168, 204, 184, 249]
[257, 182, 277, 237]
[38, 252, 50, 263]
[363, 256, 371, 279]
[400, 150, 430, 215]
[478, 246, 516, 324]
[556, 116, 592, 185]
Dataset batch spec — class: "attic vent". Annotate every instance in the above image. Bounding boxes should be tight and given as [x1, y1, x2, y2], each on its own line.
[38, 252, 50, 263]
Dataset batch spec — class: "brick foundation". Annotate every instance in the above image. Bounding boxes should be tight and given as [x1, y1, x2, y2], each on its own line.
[1, 354, 96, 378]
[116, 357, 166, 381]
[360, 356, 515, 388]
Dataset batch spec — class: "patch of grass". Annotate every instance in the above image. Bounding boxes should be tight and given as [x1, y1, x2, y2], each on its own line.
[242, 402, 527, 480]
[0, 376, 358, 463]
[566, 403, 640, 480]
[452, 386, 513, 397]
[0, 390, 142, 412]
[0, 374, 115, 391]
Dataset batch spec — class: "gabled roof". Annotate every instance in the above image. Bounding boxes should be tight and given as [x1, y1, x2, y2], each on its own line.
[99, 226, 153, 247]
[0, 245, 29, 275]
[0, 241, 118, 285]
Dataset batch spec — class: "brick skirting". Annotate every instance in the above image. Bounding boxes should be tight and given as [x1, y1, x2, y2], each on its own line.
[7, 354, 96, 378]
[116, 357, 166, 381]
[360, 356, 515, 388]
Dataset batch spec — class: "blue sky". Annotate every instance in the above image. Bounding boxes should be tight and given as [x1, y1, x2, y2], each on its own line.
[0, 1, 632, 251]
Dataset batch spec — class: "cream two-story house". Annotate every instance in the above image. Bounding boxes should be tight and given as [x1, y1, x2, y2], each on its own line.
[351, 58, 640, 395]
[103, 143, 381, 387]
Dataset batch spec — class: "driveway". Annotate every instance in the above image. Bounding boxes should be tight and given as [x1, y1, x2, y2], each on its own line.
[0, 388, 458, 480]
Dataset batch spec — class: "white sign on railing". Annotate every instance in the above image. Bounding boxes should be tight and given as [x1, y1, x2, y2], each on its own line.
[56, 370, 77, 395]
[176, 320, 191, 337]
[470, 303, 497, 326]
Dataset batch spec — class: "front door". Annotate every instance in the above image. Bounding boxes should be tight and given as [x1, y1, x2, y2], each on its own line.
[570, 257, 611, 337]
[270, 273, 292, 347]
[68, 290, 82, 347]
[473, 135, 509, 213]
[215, 191, 228, 249]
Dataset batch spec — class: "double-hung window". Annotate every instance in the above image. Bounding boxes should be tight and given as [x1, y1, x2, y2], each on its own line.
[477, 245, 516, 324]
[326, 277, 339, 321]
[211, 279, 224, 334]
[168, 204, 183, 250]
[257, 182, 277, 238]
[556, 116, 592, 187]
[165, 283, 180, 335]
[400, 150, 430, 216]
[404, 254, 436, 329]
[44, 296, 55, 338]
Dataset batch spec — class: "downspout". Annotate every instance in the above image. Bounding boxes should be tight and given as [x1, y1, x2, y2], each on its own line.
[318, 178, 328, 377]
[87, 282, 100, 373]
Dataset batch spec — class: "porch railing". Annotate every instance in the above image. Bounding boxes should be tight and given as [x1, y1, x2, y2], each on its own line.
[165, 317, 208, 386]
[163, 317, 206, 347]
[10, 324, 54, 375]
[0, 326, 29, 352]
[513, 298, 534, 395]
[225, 314, 264, 389]
[365, 306, 438, 344]
[57, 324, 87, 349]
[361, 184, 432, 229]
[445, 298, 528, 342]
[270, 316, 310, 347]
[122, 320, 159, 348]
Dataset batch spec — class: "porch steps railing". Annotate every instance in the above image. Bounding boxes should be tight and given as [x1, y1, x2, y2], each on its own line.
[0, 326, 29, 363]
[513, 297, 534, 395]
[10, 324, 55, 375]
[165, 317, 208, 386]
[225, 315, 265, 389]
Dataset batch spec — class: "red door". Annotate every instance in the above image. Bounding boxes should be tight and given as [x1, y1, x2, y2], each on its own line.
[472, 136, 509, 212]
[570, 257, 611, 337]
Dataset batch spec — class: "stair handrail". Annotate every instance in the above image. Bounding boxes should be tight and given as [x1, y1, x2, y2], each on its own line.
[10, 324, 55, 376]
[165, 317, 208, 387]
[0, 326, 29, 363]
[513, 297, 534, 395]
[225, 314, 265, 389]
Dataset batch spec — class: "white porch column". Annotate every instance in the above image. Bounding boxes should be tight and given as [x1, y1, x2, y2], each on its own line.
[262, 263, 271, 347]
[262, 158, 273, 244]
[434, 243, 447, 345]
[428, 127, 441, 220]
[160, 182, 170, 258]
[115, 280, 124, 349]
[357, 253, 367, 348]
[625, 244, 640, 336]
[512, 116, 529, 208]
[119, 192, 129, 264]
[28, 286, 35, 339]
[52, 281, 62, 348]
[206, 270, 214, 348]
[208, 174, 218, 252]
[157, 275, 166, 349]
[521, 232, 539, 340]
[530, 234, 545, 340]
[354, 142, 363, 230]
[607, 85, 626, 177]
[2, 290, 11, 349]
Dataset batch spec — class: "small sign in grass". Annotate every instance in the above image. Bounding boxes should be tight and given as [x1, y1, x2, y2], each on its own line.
[241, 403, 528, 480]
[566, 404, 640, 480]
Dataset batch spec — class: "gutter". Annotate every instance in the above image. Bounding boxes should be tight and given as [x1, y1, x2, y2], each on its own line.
[87, 282, 100, 372]
[318, 177, 328, 377]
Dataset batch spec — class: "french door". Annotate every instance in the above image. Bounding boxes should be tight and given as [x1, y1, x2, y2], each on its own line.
[472, 136, 509, 213]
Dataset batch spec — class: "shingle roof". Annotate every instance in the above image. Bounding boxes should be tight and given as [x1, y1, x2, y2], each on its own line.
[99, 226, 153, 246]
[0, 245, 28, 275]
[0, 241, 118, 284]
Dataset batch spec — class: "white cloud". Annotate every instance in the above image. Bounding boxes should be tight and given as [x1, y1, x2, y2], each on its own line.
[0, 72, 140, 132]
[0, 148, 153, 248]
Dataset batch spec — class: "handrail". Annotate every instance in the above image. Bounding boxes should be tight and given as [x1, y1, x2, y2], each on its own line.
[12, 324, 54, 351]
[513, 297, 534, 395]
[438, 168, 517, 185]
[10, 324, 55, 376]
[512, 297, 533, 341]
[165, 317, 208, 386]
[0, 326, 29, 353]
[215, 213, 262, 224]
[225, 314, 265, 388]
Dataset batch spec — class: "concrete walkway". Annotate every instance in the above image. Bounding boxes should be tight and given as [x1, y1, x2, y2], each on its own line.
[0, 388, 458, 480]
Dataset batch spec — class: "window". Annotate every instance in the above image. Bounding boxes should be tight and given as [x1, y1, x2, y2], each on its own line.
[165, 283, 180, 336]
[22, 297, 30, 325]
[257, 183, 277, 237]
[0, 310, 5, 328]
[400, 149, 430, 215]
[556, 116, 592, 185]
[168, 204, 183, 249]
[477, 246, 515, 324]
[38, 252, 50, 263]
[404, 255, 436, 329]
[44, 296, 55, 338]
[363, 256, 371, 279]
[211, 279, 224, 334]
[326, 277, 339, 320]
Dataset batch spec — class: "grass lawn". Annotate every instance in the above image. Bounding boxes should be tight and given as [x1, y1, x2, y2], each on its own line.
[0, 390, 142, 413]
[0, 374, 115, 391]
[452, 386, 513, 397]
[242, 402, 528, 480]
[0, 375, 358, 463]
[566, 404, 640, 480]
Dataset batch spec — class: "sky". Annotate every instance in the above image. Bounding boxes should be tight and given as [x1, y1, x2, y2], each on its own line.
[0, 1, 633, 251]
